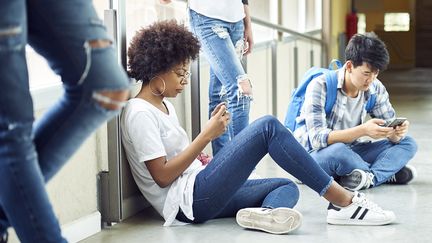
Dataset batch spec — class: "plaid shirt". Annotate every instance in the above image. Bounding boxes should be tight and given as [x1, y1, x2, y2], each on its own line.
[293, 66, 396, 152]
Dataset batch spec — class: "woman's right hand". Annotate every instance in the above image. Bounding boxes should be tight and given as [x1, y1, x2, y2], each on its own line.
[202, 103, 230, 141]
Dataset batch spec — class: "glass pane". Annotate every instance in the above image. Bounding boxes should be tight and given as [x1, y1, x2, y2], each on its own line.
[357, 13, 366, 34]
[125, 1, 187, 55]
[28, 46, 61, 89]
[384, 13, 410, 32]
[29, 0, 109, 90]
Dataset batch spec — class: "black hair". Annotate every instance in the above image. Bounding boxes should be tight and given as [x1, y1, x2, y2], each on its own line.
[127, 20, 200, 84]
[345, 32, 389, 71]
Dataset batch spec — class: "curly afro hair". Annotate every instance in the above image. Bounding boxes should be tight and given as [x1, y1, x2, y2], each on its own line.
[127, 20, 200, 84]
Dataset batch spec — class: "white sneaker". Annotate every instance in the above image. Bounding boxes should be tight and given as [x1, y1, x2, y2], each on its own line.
[236, 207, 302, 234]
[327, 191, 396, 226]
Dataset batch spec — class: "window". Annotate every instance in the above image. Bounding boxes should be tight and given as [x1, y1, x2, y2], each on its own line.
[29, 0, 110, 110]
[357, 13, 366, 34]
[28, 47, 62, 90]
[29, 0, 109, 90]
[125, 0, 187, 51]
[384, 13, 410, 32]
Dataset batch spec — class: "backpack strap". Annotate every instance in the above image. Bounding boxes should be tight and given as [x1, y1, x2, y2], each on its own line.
[324, 70, 338, 115]
[328, 59, 342, 70]
[323, 59, 342, 115]
[365, 82, 377, 113]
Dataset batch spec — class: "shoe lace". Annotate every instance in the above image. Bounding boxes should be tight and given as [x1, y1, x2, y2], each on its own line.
[363, 172, 375, 189]
[356, 194, 384, 212]
[387, 175, 397, 183]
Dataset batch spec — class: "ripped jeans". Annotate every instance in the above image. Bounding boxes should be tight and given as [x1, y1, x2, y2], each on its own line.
[0, 0, 130, 242]
[189, 9, 252, 155]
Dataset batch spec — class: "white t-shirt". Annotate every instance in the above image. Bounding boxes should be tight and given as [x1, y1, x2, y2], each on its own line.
[189, 0, 245, 23]
[121, 98, 204, 226]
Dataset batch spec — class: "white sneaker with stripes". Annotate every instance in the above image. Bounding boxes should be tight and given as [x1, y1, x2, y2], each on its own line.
[327, 191, 396, 225]
[236, 207, 302, 234]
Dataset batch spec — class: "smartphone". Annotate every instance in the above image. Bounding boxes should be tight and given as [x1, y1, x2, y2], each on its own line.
[384, 117, 407, 128]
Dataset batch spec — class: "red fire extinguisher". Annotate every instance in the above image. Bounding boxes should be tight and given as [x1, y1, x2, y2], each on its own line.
[346, 0, 358, 41]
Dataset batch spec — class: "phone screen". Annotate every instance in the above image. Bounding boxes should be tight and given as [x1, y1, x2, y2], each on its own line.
[386, 118, 407, 127]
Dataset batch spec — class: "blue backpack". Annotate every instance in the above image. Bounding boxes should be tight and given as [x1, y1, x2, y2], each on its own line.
[284, 59, 376, 132]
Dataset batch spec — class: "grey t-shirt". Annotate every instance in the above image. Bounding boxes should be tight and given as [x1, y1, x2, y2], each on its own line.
[333, 89, 365, 131]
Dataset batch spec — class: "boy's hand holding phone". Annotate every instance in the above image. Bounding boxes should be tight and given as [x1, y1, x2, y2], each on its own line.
[382, 117, 407, 128]
[386, 117, 409, 143]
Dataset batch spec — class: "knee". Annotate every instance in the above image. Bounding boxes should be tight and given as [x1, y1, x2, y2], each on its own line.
[236, 74, 253, 98]
[287, 181, 300, 200]
[0, 25, 24, 50]
[88, 39, 111, 48]
[327, 142, 346, 151]
[259, 115, 278, 124]
[85, 39, 130, 110]
[400, 136, 418, 154]
[93, 89, 129, 110]
[316, 143, 347, 161]
[255, 115, 282, 130]
[282, 181, 300, 207]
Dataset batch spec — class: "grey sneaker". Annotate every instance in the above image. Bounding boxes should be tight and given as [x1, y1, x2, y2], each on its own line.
[236, 207, 302, 234]
[386, 165, 417, 184]
[339, 169, 374, 191]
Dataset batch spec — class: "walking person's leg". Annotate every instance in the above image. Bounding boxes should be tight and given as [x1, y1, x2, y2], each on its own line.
[0, 1, 67, 242]
[208, 67, 230, 153]
[0, 0, 129, 241]
[189, 10, 252, 155]
[27, 0, 129, 181]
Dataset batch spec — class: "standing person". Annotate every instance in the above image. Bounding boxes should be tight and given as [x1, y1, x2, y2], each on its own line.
[293, 33, 418, 191]
[122, 21, 396, 236]
[0, 0, 130, 242]
[162, 0, 253, 155]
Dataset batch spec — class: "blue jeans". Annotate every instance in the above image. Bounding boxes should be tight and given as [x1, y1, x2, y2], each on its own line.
[0, 1, 129, 242]
[189, 10, 251, 155]
[176, 116, 333, 223]
[310, 137, 418, 186]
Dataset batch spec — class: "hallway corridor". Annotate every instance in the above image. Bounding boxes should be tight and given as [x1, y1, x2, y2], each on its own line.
[82, 69, 432, 243]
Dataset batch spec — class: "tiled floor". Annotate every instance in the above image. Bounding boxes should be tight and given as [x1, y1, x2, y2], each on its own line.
[82, 69, 432, 243]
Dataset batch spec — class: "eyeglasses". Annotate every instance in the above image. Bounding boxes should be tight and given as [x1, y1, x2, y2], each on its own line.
[172, 69, 191, 85]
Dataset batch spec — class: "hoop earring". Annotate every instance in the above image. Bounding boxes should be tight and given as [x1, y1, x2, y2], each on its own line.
[149, 76, 166, 96]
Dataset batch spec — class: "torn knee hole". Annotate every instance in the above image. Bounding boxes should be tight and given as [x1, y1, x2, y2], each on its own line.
[211, 25, 229, 39]
[88, 39, 112, 48]
[0, 26, 22, 38]
[235, 39, 246, 59]
[93, 90, 129, 110]
[237, 76, 253, 97]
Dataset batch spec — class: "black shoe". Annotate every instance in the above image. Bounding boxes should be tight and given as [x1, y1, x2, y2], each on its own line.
[386, 165, 417, 184]
[0, 232, 8, 243]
